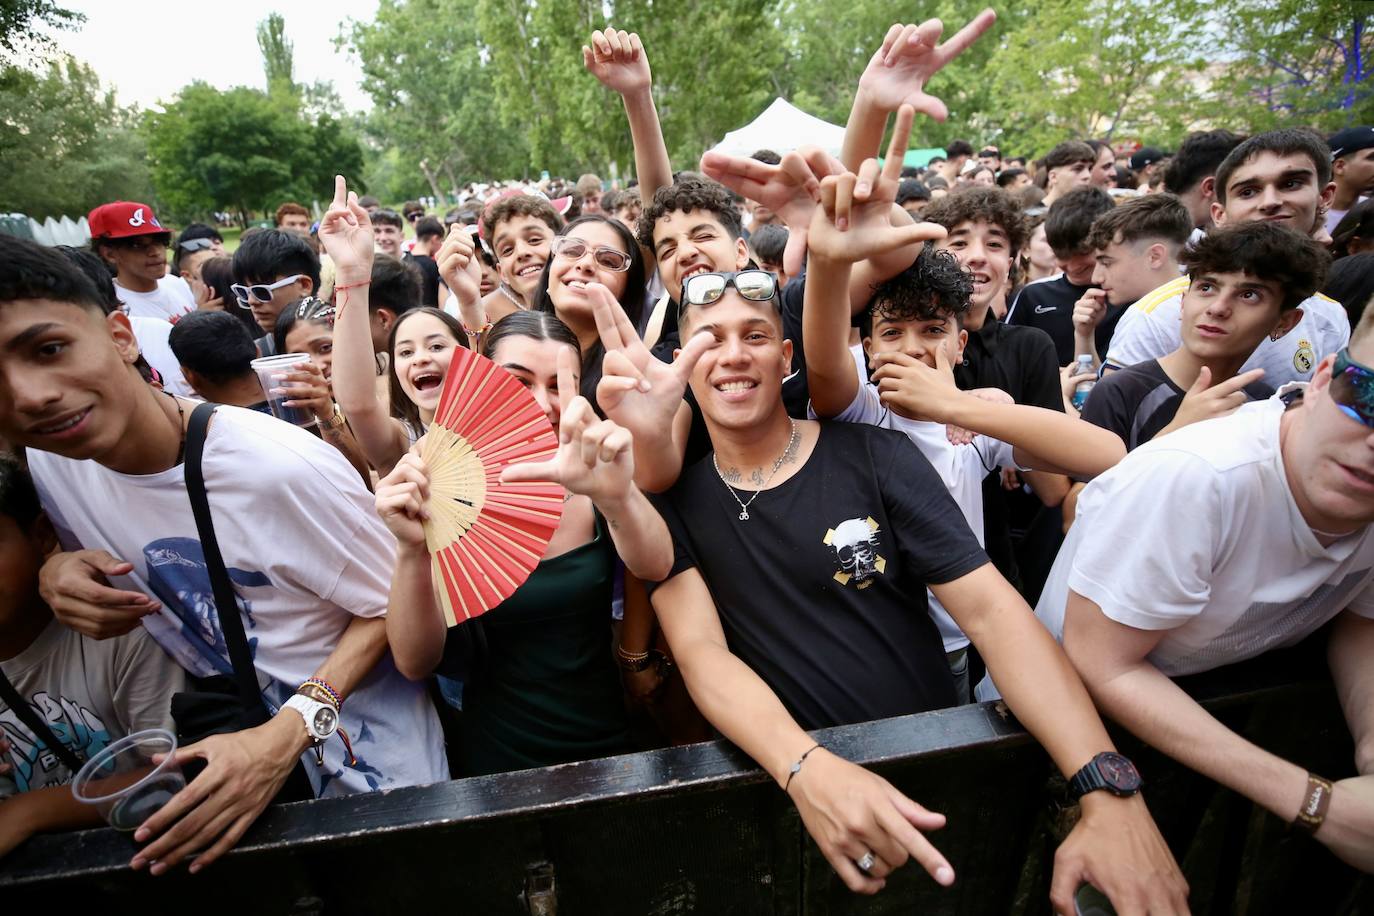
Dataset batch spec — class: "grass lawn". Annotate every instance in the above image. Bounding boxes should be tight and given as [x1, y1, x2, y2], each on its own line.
[218, 226, 243, 253]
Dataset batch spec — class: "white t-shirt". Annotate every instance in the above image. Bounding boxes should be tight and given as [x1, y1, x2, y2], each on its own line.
[26, 407, 448, 797]
[129, 315, 195, 398]
[1035, 397, 1374, 676]
[114, 275, 197, 323]
[814, 364, 1015, 652]
[1104, 276, 1348, 386]
[1, 620, 184, 797]
[1326, 197, 1366, 235]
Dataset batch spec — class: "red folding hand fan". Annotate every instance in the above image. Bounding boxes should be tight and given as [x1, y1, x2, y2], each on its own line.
[420, 346, 564, 625]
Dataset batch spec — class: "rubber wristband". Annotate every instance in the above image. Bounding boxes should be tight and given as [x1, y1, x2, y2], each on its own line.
[1293, 772, 1334, 834]
[784, 744, 822, 794]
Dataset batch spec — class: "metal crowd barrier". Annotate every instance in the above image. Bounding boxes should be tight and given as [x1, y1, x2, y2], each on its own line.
[3, 644, 1370, 915]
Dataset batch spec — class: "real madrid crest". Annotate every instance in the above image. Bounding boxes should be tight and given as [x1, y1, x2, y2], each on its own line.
[1293, 338, 1315, 375]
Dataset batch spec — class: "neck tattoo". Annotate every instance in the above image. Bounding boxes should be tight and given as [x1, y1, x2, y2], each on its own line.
[712, 419, 799, 521]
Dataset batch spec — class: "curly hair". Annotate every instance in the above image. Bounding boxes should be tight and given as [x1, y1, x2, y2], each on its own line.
[637, 178, 743, 250]
[1180, 221, 1330, 311]
[861, 245, 973, 338]
[921, 186, 1029, 254]
[481, 194, 562, 243]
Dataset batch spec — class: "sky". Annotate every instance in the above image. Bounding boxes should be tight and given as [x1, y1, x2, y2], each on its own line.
[39, 0, 380, 112]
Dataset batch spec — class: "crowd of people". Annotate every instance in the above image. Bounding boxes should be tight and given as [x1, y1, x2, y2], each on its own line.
[2, 11, 1373, 912]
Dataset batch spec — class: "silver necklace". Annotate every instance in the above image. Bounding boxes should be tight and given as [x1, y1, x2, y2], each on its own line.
[497, 284, 523, 307]
[712, 419, 798, 521]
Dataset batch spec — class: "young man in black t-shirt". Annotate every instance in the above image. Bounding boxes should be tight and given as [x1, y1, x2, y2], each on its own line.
[1007, 186, 1118, 366]
[1078, 221, 1327, 453]
[643, 256, 1182, 904]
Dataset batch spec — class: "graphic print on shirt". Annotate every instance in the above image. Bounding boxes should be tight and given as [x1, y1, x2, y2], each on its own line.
[1293, 338, 1315, 375]
[1, 692, 111, 792]
[824, 517, 887, 589]
[143, 537, 269, 676]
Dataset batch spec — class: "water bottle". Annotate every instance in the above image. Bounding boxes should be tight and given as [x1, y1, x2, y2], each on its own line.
[1071, 354, 1096, 410]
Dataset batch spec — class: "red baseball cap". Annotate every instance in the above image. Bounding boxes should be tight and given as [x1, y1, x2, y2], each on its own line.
[87, 201, 172, 240]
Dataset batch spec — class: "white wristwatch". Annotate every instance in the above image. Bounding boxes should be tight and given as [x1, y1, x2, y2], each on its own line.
[283, 694, 339, 766]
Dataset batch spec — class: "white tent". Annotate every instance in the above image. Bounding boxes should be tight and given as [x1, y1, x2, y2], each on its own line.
[709, 98, 847, 158]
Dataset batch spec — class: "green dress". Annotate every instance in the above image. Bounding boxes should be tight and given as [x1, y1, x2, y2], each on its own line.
[440, 518, 632, 776]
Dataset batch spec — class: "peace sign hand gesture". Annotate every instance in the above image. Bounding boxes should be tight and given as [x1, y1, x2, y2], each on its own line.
[590, 282, 712, 437]
[317, 175, 375, 286]
[808, 106, 948, 264]
[857, 12, 997, 121]
[500, 346, 636, 506]
[700, 146, 845, 276]
[583, 28, 652, 96]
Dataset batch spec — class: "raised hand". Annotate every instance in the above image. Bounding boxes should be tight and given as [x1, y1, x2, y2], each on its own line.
[317, 175, 375, 286]
[808, 106, 947, 264]
[871, 338, 964, 424]
[589, 282, 711, 436]
[857, 12, 997, 121]
[274, 360, 335, 423]
[1163, 366, 1266, 434]
[583, 28, 652, 95]
[501, 346, 638, 506]
[374, 448, 431, 551]
[700, 146, 845, 276]
[436, 225, 483, 304]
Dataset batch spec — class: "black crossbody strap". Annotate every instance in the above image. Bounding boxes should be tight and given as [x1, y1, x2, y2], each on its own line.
[0, 663, 85, 772]
[184, 403, 267, 716]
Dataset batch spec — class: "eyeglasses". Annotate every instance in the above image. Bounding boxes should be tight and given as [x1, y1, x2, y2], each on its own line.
[551, 236, 632, 272]
[1330, 348, 1374, 427]
[178, 237, 216, 252]
[231, 274, 306, 308]
[681, 270, 778, 307]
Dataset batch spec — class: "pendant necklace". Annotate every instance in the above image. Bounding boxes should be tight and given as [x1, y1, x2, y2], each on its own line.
[712, 419, 798, 521]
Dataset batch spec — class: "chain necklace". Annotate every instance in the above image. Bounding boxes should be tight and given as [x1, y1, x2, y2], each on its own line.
[712, 419, 798, 521]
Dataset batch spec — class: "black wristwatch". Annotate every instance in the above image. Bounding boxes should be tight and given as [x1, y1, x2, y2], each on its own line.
[1069, 752, 1143, 800]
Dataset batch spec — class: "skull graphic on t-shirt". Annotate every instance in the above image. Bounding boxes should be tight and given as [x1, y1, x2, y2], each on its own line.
[824, 517, 887, 588]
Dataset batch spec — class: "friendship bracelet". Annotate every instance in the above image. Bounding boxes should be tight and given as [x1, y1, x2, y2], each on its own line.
[784, 744, 822, 794]
[333, 280, 372, 292]
[299, 677, 343, 710]
[462, 320, 494, 338]
[1292, 772, 1334, 834]
[333, 279, 371, 321]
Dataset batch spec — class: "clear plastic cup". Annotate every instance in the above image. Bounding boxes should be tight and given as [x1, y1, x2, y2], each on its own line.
[71, 728, 186, 832]
[250, 352, 317, 426]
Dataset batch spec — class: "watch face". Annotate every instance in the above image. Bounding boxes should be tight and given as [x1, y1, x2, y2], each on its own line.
[1097, 752, 1141, 792]
[313, 706, 339, 737]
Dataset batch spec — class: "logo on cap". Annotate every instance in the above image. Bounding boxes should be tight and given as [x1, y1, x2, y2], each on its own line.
[129, 208, 146, 228]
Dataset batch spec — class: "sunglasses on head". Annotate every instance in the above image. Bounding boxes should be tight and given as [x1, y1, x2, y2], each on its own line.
[231, 274, 306, 308]
[681, 270, 778, 307]
[551, 235, 632, 272]
[178, 237, 216, 252]
[1330, 348, 1374, 428]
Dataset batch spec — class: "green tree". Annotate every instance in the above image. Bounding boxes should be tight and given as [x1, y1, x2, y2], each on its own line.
[348, 0, 525, 193]
[143, 82, 362, 223]
[0, 56, 151, 219]
[257, 12, 296, 98]
[1210, 0, 1373, 133]
[0, 0, 81, 60]
[987, 0, 1209, 156]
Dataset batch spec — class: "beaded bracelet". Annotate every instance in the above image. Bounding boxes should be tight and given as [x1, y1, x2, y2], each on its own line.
[299, 677, 343, 710]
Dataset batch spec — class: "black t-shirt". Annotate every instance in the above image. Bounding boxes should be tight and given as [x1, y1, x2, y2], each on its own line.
[1007, 276, 1127, 367]
[648, 421, 989, 730]
[406, 253, 442, 307]
[955, 317, 1063, 597]
[652, 273, 812, 469]
[1080, 359, 1275, 453]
